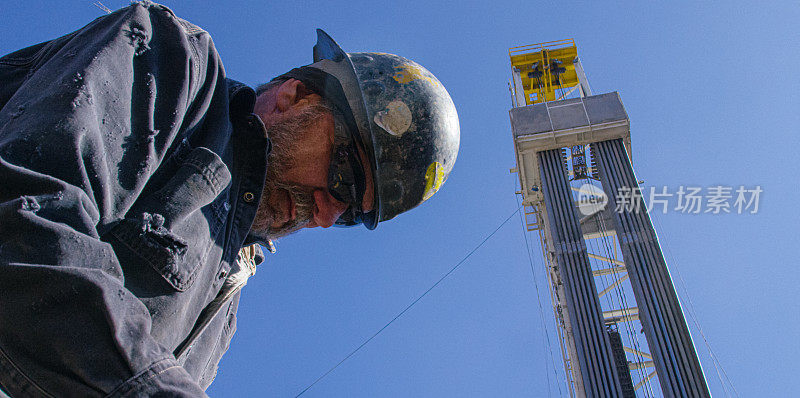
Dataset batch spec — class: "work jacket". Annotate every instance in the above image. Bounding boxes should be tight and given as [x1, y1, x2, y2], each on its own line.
[0, 3, 270, 396]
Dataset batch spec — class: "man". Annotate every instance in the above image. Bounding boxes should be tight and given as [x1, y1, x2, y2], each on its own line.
[0, 2, 459, 397]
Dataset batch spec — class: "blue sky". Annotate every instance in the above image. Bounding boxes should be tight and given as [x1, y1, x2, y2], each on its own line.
[2, 1, 797, 396]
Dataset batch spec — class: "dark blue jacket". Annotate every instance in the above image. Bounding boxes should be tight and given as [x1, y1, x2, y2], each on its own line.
[0, 3, 269, 396]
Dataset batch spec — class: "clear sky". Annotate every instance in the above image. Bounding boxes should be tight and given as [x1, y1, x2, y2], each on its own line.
[1, 1, 797, 396]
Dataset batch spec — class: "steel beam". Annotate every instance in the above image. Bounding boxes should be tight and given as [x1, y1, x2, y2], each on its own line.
[624, 346, 653, 360]
[599, 274, 630, 298]
[587, 253, 625, 267]
[603, 307, 640, 323]
[592, 138, 711, 397]
[538, 149, 624, 397]
[592, 266, 626, 276]
[635, 371, 658, 391]
[629, 361, 656, 371]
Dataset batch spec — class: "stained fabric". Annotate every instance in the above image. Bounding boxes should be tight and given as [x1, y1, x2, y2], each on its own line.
[0, 3, 268, 396]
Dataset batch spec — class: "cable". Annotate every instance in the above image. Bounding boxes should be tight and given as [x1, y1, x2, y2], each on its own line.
[514, 193, 563, 397]
[572, 155, 652, 395]
[577, 169, 654, 397]
[92, 1, 112, 14]
[598, 211, 656, 397]
[515, 200, 551, 396]
[648, 206, 740, 397]
[591, 180, 656, 398]
[294, 206, 523, 397]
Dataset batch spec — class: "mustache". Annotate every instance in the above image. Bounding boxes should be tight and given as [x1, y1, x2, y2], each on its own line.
[249, 102, 332, 240]
[262, 181, 315, 239]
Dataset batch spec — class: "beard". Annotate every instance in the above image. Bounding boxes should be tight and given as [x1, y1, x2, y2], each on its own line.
[249, 103, 331, 240]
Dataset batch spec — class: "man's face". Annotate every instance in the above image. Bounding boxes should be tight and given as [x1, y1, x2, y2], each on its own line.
[250, 79, 374, 240]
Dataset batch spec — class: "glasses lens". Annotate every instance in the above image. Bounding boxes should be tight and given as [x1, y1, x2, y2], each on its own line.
[328, 144, 359, 204]
[334, 205, 363, 227]
[328, 116, 366, 223]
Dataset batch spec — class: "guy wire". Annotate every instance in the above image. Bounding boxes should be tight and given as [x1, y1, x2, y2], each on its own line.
[294, 205, 523, 397]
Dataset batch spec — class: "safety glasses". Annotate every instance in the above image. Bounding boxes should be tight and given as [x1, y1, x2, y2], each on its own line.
[272, 66, 373, 226]
[328, 114, 367, 226]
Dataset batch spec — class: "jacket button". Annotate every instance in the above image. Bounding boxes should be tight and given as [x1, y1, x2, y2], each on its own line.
[242, 192, 255, 203]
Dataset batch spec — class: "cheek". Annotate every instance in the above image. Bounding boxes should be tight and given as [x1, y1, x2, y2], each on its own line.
[281, 154, 330, 186]
[282, 124, 334, 186]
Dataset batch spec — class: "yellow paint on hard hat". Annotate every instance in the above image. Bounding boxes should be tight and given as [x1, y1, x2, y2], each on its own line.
[392, 64, 440, 87]
[422, 161, 445, 202]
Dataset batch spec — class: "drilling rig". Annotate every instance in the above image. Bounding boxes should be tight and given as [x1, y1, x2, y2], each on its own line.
[508, 39, 710, 397]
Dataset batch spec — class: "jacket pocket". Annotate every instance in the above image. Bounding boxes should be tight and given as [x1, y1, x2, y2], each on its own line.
[108, 147, 231, 291]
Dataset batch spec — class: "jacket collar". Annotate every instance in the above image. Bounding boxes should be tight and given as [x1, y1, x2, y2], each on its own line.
[226, 79, 276, 252]
[226, 78, 257, 118]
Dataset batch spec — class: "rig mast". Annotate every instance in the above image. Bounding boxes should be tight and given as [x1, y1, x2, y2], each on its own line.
[508, 39, 710, 397]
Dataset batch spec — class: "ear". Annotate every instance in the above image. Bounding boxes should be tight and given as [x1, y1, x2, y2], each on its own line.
[275, 79, 318, 113]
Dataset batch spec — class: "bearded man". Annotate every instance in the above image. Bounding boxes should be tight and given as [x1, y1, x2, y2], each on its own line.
[0, 2, 459, 397]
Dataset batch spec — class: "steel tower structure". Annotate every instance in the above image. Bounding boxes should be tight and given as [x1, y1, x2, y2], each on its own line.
[507, 40, 711, 397]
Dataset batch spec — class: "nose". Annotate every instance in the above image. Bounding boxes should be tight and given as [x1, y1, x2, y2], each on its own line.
[309, 189, 348, 228]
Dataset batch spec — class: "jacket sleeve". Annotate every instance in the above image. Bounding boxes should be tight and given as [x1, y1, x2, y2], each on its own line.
[0, 3, 226, 397]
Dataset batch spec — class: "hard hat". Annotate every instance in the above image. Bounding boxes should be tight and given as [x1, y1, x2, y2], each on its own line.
[295, 29, 460, 229]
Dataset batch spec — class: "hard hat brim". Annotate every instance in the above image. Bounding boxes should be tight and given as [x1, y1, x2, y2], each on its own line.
[313, 29, 380, 230]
